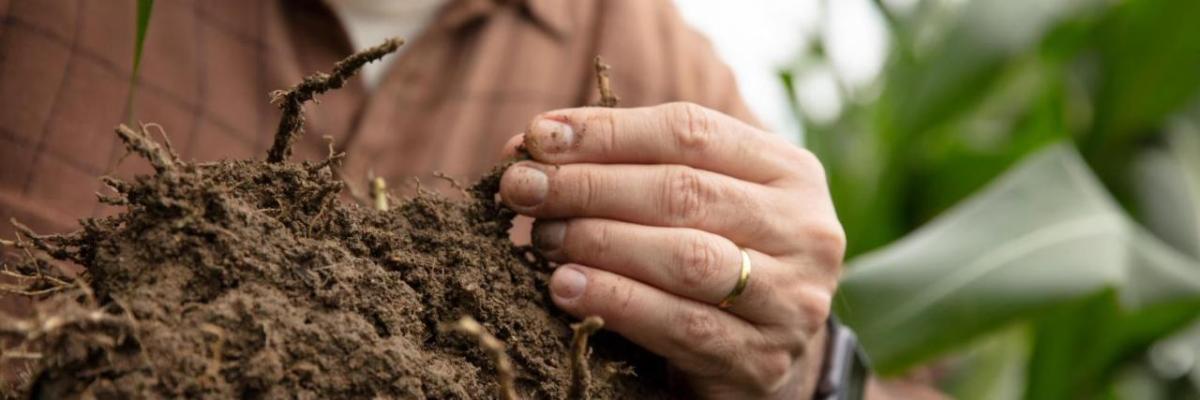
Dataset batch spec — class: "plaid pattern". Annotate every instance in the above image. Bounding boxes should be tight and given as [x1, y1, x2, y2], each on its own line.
[0, 0, 755, 239]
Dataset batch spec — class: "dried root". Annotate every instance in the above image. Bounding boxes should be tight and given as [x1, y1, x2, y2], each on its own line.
[267, 38, 403, 163]
[0, 305, 124, 343]
[115, 124, 179, 174]
[10, 220, 77, 263]
[0, 292, 144, 395]
[593, 57, 620, 108]
[569, 316, 604, 400]
[0, 294, 132, 360]
[140, 122, 180, 162]
[96, 176, 133, 205]
[307, 135, 346, 173]
[433, 171, 465, 191]
[2, 221, 79, 298]
[563, 59, 617, 398]
[0, 267, 72, 297]
[371, 177, 389, 212]
[445, 316, 518, 400]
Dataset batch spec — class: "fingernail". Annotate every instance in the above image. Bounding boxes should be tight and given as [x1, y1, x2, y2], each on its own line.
[502, 164, 548, 208]
[551, 266, 587, 300]
[532, 220, 566, 253]
[530, 117, 575, 154]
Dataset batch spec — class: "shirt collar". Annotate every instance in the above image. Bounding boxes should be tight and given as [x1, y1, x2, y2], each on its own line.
[440, 0, 572, 38]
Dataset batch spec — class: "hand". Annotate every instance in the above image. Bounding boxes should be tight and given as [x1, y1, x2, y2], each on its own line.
[499, 102, 846, 399]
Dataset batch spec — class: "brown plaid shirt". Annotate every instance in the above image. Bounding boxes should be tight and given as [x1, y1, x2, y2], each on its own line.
[0, 0, 756, 239]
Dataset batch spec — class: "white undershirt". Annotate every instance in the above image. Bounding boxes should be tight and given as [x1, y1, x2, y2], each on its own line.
[324, 0, 447, 90]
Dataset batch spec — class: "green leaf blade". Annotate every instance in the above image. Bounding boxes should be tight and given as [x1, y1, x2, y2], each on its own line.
[125, 0, 154, 124]
[836, 144, 1200, 375]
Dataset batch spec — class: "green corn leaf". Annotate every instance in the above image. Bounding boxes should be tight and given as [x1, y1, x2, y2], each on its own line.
[835, 143, 1200, 375]
[1132, 116, 1200, 259]
[125, 0, 154, 124]
[1024, 291, 1200, 399]
[1084, 0, 1200, 160]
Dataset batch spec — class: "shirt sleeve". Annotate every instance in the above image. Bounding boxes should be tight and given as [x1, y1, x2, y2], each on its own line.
[659, 2, 764, 129]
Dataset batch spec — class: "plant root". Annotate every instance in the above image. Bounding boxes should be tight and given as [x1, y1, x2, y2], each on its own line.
[445, 316, 518, 400]
[562, 58, 618, 398]
[0, 307, 124, 342]
[308, 135, 346, 173]
[10, 220, 70, 262]
[0, 295, 132, 360]
[140, 122, 180, 162]
[3, 221, 82, 299]
[0, 275, 71, 297]
[433, 171, 466, 190]
[371, 177, 389, 212]
[593, 57, 620, 107]
[266, 38, 403, 163]
[115, 124, 179, 174]
[569, 316, 604, 400]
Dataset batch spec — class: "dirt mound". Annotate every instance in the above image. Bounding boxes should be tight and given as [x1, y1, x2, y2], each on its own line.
[0, 40, 665, 399]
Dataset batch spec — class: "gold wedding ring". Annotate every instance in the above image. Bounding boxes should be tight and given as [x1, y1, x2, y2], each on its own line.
[718, 249, 752, 309]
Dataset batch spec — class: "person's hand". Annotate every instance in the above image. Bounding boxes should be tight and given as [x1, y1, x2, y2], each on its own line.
[499, 102, 845, 399]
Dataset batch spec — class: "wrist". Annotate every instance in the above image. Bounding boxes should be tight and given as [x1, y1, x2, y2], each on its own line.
[769, 322, 829, 399]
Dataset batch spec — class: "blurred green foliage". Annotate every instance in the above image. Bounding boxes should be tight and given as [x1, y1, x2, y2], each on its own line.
[784, 0, 1200, 398]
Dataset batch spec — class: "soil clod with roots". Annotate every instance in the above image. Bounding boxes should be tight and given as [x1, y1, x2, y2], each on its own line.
[0, 40, 664, 399]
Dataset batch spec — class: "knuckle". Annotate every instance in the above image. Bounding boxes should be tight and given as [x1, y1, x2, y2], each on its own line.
[662, 166, 711, 224]
[802, 222, 847, 271]
[795, 290, 833, 334]
[791, 147, 824, 172]
[741, 264, 779, 310]
[749, 351, 796, 394]
[780, 327, 812, 358]
[676, 235, 721, 290]
[665, 102, 717, 153]
[676, 308, 722, 349]
[739, 193, 777, 240]
[673, 309, 737, 376]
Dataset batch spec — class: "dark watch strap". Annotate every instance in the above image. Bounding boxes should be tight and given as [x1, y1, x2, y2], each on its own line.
[814, 316, 869, 400]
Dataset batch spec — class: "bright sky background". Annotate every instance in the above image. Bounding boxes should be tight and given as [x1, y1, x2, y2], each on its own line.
[673, 0, 890, 144]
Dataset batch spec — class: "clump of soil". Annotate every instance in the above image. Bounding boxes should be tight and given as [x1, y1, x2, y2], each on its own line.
[0, 40, 665, 399]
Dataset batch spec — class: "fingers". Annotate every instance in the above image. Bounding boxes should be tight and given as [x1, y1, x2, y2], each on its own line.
[549, 264, 741, 366]
[500, 133, 524, 158]
[549, 264, 792, 382]
[533, 218, 792, 323]
[522, 103, 816, 185]
[550, 264, 815, 393]
[500, 162, 795, 252]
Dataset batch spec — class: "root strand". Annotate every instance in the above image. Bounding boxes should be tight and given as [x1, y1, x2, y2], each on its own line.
[371, 177, 389, 212]
[10, 219, 84, 268]
[115, 124, 179, 173]
[266, 38, 403, 163]
[446, 316, 518, 400]
[593, 57, 620, 107]
[0, 302, 128, 341]
[569, 316, 604, 400]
